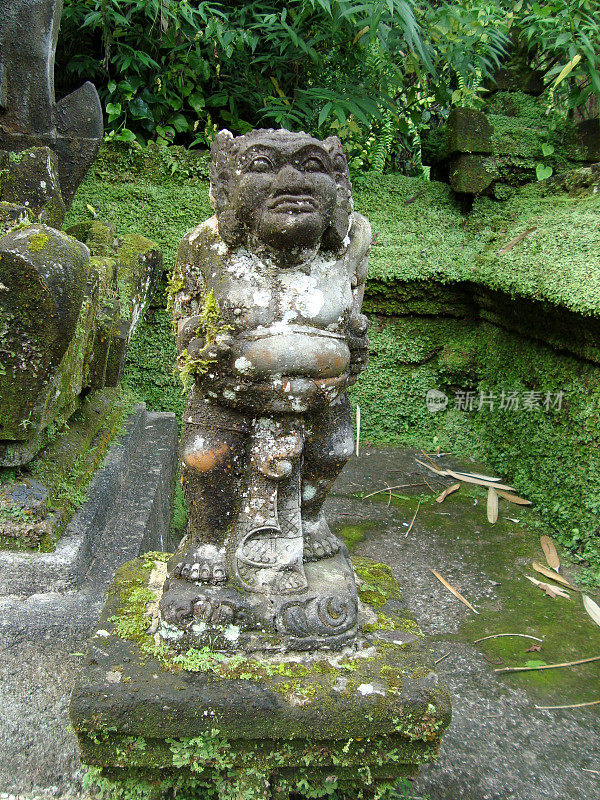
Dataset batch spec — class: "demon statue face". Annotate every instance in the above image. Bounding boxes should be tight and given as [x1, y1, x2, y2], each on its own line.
[209, 129, 353, 263]
[159, 129, 371, 653]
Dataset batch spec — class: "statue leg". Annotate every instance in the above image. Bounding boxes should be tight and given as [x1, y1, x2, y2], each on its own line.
[172, 397, 249, 584]
[302, 393, 354, 561]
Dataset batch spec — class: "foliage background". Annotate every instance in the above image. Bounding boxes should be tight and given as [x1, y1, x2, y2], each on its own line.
[56, 1, 599, 176]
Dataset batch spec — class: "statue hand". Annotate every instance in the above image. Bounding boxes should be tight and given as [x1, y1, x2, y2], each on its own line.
[188, 332, 234, 363]
[348, 313, 369, 337]
[176, 315, 203, 352]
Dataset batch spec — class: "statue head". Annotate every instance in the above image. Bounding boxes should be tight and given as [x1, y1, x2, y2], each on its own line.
[209, 129, 352, 259]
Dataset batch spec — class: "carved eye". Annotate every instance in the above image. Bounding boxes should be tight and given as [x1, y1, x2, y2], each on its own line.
[247, 155, 274, 173]
[301, 156, 327, 173]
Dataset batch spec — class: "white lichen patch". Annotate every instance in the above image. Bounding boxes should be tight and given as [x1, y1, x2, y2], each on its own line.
[234, 356, 253, 374]
[302, 484, 317, 501]
[223, 624, 241, 643]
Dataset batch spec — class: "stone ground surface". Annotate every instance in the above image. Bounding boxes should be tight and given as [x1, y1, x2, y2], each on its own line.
[1, 445, 599, 799]
[330, 448, 600, 800]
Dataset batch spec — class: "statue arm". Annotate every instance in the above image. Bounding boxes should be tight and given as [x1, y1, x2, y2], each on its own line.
[173, 219, 234, 365]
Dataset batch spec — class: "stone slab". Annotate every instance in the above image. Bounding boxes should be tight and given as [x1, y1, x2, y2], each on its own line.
[69, 555, 450, 798]
[0, 404, 177, 596]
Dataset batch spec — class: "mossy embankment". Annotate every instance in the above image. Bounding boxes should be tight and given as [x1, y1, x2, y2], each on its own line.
[66, 144, 600, 574]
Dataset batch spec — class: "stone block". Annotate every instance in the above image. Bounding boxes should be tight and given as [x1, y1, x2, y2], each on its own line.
[0, 146, 66, 227]
[88, 299, 121, 391]
[493, 66, 545, 96]
[115, 233, 163, 334]
[0, 403, 178, 596]
[104, 319, 129, 387]
[576, 118, 600, 162]
[70, 556, 451, 799]
[0, 223, 91, 450]
[448, 154, 495, 194]
[446, 107, 493, 156]
[0, 200, 29, 235]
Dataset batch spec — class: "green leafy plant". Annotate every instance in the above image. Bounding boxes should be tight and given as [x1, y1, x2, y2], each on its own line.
[519, 0, 600, 117]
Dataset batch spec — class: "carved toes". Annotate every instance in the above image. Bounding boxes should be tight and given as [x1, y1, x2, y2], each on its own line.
[192, 596, 236, 625]
[172, 553, 228, 584]
[303, 531, 341, 562]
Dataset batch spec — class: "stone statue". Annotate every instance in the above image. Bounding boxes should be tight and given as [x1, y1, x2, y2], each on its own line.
[160, 129, 371, 652]
[0, 0, 103, 205]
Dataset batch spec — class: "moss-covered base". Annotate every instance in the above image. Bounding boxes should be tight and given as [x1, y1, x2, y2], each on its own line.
[70, 555, 450, 800]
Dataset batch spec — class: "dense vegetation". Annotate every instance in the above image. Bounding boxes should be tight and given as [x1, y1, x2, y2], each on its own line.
[57, 1, 600, 175]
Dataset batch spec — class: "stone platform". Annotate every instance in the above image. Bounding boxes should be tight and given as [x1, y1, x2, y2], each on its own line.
[69, 554, 451, 799]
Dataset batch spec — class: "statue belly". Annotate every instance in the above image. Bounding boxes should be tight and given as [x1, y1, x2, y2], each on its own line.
[233, 329, 350, 379]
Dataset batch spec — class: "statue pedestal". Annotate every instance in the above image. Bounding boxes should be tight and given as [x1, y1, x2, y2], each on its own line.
[70, 555, 451, 800]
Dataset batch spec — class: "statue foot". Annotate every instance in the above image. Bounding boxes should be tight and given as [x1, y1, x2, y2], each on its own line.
[172, 544, 228, 584]
[160, 583, 247, 628]
[303, 517, 341, 562]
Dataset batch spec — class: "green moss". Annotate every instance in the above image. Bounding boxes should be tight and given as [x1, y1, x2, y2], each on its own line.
[27, 232, 49, 252]
[336, 523, 375, 552]
[0, 389, 136, 550]
[174, 290, 232, 391]
[354, 559, 402, 603]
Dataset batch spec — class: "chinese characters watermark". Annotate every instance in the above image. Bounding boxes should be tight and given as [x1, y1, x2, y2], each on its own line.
[426, 389, 565, 414]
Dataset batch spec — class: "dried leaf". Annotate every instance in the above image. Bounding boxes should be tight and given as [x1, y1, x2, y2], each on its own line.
[540, 535, 560, 571]
[497, 490, 532, 506]
[430, 570, 479, 614]
[445, 469, 515, 491]
[436, 483, 460, 503]
[404, 500, 421, 537]
[532, 561, 578, 591]
[497, 226, 537, 254]
[536, 700, 600, 711]
[487, 487, 499, 523]
[525, 643, 542, 652]
[525, 575, 570, 599]
[583, 595, 600, 629]
[474, 633, 543, 644]
[455, 470, 501, 482]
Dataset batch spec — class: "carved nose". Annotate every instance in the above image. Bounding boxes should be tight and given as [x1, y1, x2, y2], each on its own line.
[275, 164, 303, 184]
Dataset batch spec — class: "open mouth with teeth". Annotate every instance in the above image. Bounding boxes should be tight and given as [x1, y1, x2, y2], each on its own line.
[268, 194, 318, 213]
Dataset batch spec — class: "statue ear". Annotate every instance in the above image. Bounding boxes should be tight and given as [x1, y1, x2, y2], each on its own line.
[217, 208, 245, 247]
[322, 136, 352, 252]
[209, 130, 246, 245]
[209, 129, 236, 214]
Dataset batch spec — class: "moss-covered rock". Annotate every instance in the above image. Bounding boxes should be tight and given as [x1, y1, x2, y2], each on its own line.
[0, 146, 66, 227]
[0, 224, 89, 451]
[69, 555, 451, 800]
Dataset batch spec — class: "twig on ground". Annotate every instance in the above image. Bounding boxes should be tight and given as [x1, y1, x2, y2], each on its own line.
[582, 768, 600, 774]
[404, 499, 421, 537]
[430, 569, 479, 614]
[361, 483, 426, 501]
[404, 189, 425, 205]
[474, 634, 543, 644]
[495, 655, 600, 674]
[435, 652, 450, 665]
[420, 449, 442, 472]
[498, 225, 537, 254]
[535, 700, 600, 710]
